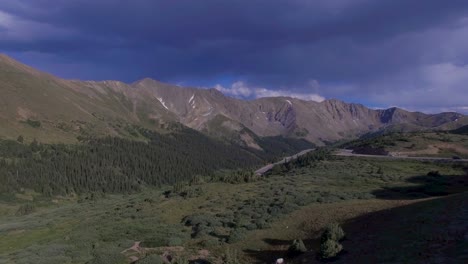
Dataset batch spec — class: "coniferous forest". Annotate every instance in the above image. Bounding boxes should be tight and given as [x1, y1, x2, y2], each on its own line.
[0, 126, 313, 195]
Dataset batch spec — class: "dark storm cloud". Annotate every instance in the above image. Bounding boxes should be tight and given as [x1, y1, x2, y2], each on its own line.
[1, 0, 468, 112]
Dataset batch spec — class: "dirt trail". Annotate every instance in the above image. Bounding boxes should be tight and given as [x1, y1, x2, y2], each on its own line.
[121, 241, 142, 254]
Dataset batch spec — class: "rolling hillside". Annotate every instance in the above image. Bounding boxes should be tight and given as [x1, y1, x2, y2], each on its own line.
[342, 131, 468, 158]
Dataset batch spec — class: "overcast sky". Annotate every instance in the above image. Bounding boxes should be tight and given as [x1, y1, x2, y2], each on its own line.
[1, 0, 468, 113]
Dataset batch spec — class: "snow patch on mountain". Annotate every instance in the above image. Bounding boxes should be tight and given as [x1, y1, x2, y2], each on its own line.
[157, 97, 169, 110]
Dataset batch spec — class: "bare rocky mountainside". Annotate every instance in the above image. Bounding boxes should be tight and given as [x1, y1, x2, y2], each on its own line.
[1, 54, 467, 146]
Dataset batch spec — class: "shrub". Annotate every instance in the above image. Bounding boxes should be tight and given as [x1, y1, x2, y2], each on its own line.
[191, 225, 213, 239]
[287, 239, 307, 256]
[245, 223, 257, 231]
[167, 237, 183, 246]
[319, 239, 342, 259]
[224, 248, 240, 264]
[227, 228, 246, 244]
[321, 223, 345, 243]
[140, 237, 166, 248]
[319, 223, 345, 259]
[254, 219, 270, 229]
[173, 256, 190, 264]
[86, 250, 127, 264]
[183, 214, 221, 227]
[16, 203, 35, 216]
[200, 238, 219, 247]
[26, 119, 41, 128]
[136, 254, 164, 264]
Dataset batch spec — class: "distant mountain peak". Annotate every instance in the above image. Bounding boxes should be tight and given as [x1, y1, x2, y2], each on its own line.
[132, 78, 166, 87]
[0, 55, 466, 145]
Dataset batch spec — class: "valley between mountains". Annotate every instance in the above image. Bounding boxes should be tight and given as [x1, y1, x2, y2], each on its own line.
[1, 54, 468, 264]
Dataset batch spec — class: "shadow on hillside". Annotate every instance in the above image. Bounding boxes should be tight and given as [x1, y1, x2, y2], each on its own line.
[338, 192, 468, 263]
[290, 192, 468, 264]
[372, 173, 468, 200]
[246, 169, 468, 263]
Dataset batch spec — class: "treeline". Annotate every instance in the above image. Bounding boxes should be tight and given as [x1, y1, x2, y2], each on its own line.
[0, 127, 273, 195]
[269, 148, 331, 175]
[341, 132, 410, 150]
[255, 136, 315, 162]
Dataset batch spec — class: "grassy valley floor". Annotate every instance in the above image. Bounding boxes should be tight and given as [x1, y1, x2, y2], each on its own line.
[0, 156, 467, 263]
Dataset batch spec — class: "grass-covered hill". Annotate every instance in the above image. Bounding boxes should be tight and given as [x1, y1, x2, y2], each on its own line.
[0, 54, 174, 144]
[341, 131, 468, 158]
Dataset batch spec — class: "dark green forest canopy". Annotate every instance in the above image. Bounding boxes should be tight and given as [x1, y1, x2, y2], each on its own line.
[0, 127, 313, 195]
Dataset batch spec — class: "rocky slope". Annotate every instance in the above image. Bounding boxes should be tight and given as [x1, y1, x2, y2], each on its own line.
[0, 54, 466, 146]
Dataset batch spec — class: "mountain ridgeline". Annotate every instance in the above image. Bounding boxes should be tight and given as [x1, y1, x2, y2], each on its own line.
[1, 54, 468, 195]
[1, 54, 467, 147]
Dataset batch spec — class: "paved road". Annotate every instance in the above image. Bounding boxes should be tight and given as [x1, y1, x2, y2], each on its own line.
[254, 148, 315, 175]
[335, 149, 468, 162]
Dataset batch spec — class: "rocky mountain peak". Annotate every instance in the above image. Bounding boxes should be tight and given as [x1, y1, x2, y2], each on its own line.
[0, 55, 467, 145]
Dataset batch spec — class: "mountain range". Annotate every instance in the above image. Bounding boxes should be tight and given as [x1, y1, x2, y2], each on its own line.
[1, 54, 467, 147]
